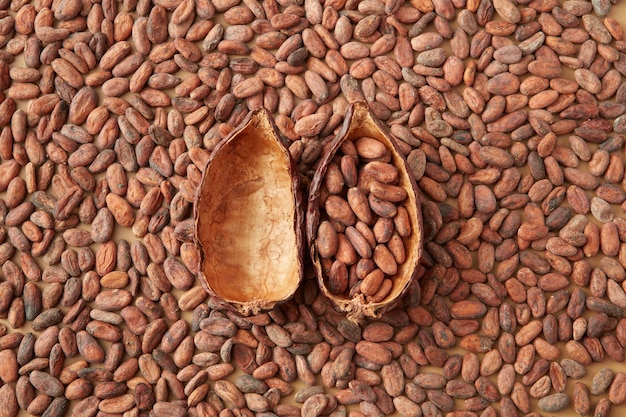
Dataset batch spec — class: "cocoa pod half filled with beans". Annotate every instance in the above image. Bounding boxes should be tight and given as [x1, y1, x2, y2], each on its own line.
[307, 101, 423, 323]
[195, 108, 304, 315]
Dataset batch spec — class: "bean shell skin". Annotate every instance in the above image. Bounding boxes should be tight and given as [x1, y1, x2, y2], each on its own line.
[307, 102, 423, 323]
[538, 393, 570, 412]
[316, 221, 338, 258]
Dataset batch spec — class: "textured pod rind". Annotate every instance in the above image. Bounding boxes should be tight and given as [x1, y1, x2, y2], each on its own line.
[194, 107, 304, 316]
[307, 101, 423, 323]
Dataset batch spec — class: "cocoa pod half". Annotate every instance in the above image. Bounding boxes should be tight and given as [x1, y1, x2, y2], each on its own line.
[195, 107, 304, 315]
[307, 101, 423, 323]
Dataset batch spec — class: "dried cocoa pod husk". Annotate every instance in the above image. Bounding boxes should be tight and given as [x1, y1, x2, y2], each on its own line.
[194, 108, 304, 315]
[307, 101, 422, 323]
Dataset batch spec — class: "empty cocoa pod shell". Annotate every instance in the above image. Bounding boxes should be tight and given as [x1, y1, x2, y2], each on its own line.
[307, 101, 423, 323]
[194, 107, 304, 316]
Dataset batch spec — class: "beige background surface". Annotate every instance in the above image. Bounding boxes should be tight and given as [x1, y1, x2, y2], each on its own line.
[4, 0, 626, 416]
